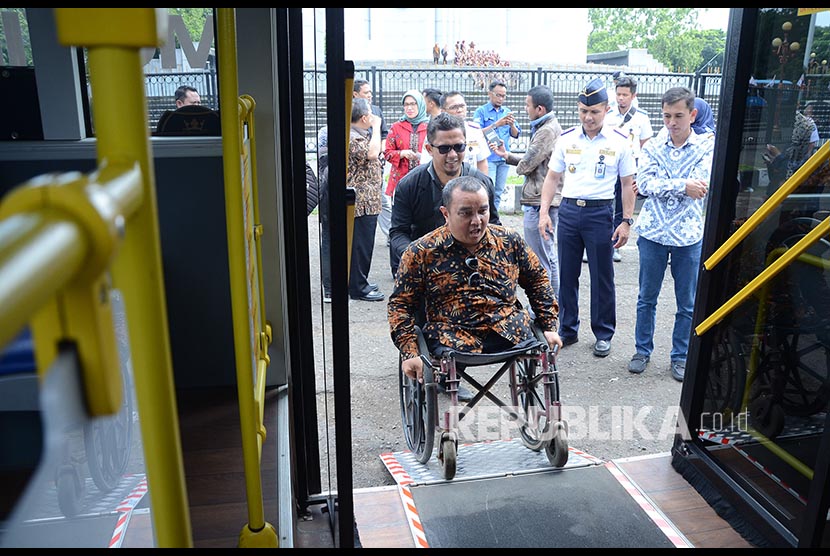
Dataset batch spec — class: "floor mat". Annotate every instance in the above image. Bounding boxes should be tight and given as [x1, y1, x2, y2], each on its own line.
[381, 438, 601, 485]
[381, 441, 691, 548]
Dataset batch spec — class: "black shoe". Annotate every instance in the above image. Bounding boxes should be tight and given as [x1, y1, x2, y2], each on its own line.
[350, 290, 385, 302]
[436, 379, 474, 402]
[561, 335, 579, 347]
[368, 283, 379, 292]
[593, 339, 611, 357]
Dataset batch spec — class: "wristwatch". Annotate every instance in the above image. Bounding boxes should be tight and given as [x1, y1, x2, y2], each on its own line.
[621, 217, 634, 226]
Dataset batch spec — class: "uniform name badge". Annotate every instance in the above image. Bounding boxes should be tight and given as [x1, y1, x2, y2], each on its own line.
[594, 154, 606, 179]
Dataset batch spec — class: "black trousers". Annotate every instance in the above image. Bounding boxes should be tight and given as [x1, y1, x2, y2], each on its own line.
[349, 213, 378, 298]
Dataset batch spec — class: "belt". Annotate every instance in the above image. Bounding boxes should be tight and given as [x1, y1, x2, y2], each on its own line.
[563, 198, 614, 207]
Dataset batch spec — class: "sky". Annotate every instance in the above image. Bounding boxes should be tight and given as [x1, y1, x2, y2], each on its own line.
[698, 8, 731, 31]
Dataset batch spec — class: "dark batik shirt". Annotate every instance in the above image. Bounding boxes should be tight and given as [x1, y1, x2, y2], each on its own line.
[388, 224, 559, 360]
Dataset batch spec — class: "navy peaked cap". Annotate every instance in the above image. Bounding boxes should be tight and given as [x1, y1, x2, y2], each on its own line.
[578, 78, 608, 106]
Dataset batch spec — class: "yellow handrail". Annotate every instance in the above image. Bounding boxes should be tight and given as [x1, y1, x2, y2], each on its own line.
[54, 8, 193, 548]
[0, 8, 191, 548]
[695, 216, 830, 336]
[215, 8, 277, 548]
[703, 142, 830, 271]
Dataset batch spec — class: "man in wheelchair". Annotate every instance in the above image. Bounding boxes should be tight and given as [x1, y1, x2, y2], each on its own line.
[388, 175, 562, 384]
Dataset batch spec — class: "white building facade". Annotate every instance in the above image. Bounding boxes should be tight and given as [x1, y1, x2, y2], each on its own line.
[304, 8, 590, 66]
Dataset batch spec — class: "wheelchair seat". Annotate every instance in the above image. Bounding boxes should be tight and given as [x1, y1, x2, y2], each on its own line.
[433, 336, 547, 367]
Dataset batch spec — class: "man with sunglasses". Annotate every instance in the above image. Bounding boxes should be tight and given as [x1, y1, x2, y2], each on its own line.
[389, 113, 501, 279]
[419, 91, 490, 173]
[389, 176, 563, 387]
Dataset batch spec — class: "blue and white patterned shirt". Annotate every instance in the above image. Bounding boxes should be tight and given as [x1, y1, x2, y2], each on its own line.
[635, 129, 714, 246]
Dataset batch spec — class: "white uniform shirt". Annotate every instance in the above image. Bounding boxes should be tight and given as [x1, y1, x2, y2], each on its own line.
[420, 121, 491, 166]
[607, 106, 653, 162]
[549, 125, 636, 200]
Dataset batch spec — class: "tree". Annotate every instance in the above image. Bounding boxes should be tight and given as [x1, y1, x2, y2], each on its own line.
[588, 8, 727, 73]
[0, 8, 32, 65]
[168, 8, 213, 44]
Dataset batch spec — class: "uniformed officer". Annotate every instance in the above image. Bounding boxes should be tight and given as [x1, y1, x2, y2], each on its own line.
[538, 77, 636, 357]
[607, 75, 653, 262]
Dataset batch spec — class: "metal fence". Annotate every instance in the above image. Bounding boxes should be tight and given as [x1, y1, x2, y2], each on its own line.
[141, 66, 720, 143]
[142, 66, 830, 152]
[303, 67, 723, 153]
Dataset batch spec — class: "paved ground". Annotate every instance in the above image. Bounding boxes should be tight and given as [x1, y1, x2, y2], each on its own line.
[308, 200, 685, 490]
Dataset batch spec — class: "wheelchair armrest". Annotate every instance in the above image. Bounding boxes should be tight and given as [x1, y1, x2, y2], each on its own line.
[414, 325, 430, 361]
[532, 323, 549, 350]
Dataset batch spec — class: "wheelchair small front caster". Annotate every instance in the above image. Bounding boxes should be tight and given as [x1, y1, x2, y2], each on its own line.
[544, 421, 569, 468]
[438, 432, 457, 480]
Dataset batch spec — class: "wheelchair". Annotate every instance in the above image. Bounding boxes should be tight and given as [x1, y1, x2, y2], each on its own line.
[398, 324, 568, 480]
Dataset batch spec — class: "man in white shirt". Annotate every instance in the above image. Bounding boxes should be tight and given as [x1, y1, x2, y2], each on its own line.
[606, 75, 653, 262]
[421, 90, 489, 173]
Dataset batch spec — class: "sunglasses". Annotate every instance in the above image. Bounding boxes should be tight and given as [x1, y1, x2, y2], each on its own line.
[433, 143, 467, 155]
[465, 256, 482, 287]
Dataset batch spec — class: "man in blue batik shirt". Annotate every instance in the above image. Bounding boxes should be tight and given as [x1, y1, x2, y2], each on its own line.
[475, 79, 521, 211]
[627, 87, 715, 382]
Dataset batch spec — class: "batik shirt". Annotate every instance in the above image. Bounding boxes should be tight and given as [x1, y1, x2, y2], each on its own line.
[388, 224, 558, 360]
[635, 129, 715, 246]
[348, 127, 383, 217]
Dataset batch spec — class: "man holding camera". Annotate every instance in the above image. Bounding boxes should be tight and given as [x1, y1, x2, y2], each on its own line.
[474, 79, 521, 211]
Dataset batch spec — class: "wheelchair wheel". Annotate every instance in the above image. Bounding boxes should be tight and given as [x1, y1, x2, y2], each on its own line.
[748, 393, 785, 439]
[399, 353, 435, 463]
[544, 421, 569, 468]
[84, 369, 133, 492]
[440, 437, 457, 480]
[56, 465, 84, 518]
[511, 358, 548, 452]
[702, 327, 746, 423]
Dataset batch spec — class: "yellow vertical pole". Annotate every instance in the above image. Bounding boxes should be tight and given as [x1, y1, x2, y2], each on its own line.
[55, 8, 192, 547]
[215, 9, 277, 547]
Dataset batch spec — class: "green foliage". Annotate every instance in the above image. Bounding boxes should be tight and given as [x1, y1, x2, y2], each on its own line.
[588, 8, 727, 73]
[812, 26, 830, 69]
[167, 8, 212, 43]
[0, 8, 32, 66]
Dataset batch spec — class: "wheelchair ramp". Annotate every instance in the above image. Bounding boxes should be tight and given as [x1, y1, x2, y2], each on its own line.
[381, 440, 692, 548]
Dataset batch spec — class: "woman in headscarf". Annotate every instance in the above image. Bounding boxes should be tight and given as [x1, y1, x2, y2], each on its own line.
[692, 97, 716, 135]
[383, 89, 430, 197]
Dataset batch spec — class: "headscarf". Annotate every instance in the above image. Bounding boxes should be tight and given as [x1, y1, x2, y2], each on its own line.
[692, 98, 715, 135]
[400, 89, 430, 126]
